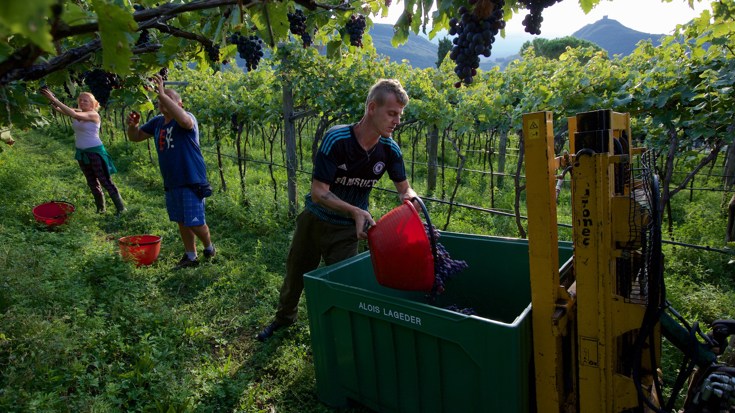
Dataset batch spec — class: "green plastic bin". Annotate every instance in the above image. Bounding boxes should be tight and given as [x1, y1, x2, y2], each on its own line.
[304, 232, 573, 413]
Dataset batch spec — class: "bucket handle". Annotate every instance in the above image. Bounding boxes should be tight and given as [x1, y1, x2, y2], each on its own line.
[410, 197, 438, 264]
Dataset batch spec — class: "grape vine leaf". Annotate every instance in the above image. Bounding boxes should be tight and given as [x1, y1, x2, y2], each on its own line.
[579, 0, 597, 14]
[392, 11, 411, 47]
[61, 2, 95, 27]
[92, 0, 136, 76]
[326, 39, 343, 59]
[712, 21, 735, 37]
[0, 41, 13, 63]
[0, 0, 56, 53]
[250, 1, 289, 47]
[420, 0, 433, 31]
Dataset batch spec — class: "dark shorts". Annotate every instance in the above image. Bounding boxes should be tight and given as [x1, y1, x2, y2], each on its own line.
[165, 186, 206, 226]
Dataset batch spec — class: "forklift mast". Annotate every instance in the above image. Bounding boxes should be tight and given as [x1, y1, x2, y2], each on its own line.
[524, 110, 659, 413]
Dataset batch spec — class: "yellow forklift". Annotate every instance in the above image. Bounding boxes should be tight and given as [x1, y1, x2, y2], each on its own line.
[523, 110, 735, 413]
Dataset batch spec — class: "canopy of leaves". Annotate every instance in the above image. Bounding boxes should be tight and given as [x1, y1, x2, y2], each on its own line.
[0, 0, 730, 143]
[520, 36, 604, 60]
[0, 0, 630, 122]
[436, 36, 453, 68]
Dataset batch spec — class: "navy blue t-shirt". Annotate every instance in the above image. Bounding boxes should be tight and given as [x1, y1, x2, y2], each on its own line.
[140, 113, 208, 189]
[306, 124, 407, 225]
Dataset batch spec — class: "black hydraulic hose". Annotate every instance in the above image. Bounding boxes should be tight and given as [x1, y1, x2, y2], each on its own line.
[613, 137, 624, 155]
[665, 357, 697, 412]
[650, 173, 664, 309]
[576, 148, 596, 158]
[631, 173, 709, 413]
[632, 172, 671, 413]
[648, 173, 670, 410]
[667, 303, 694, 337]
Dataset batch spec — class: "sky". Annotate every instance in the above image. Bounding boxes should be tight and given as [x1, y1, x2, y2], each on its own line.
[505, 0, 711, 38]
[374, 0, 713, 57]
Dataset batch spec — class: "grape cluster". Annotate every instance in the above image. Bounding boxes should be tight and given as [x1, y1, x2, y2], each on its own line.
[288, 9, 312, 48]
[135, 29, 150, 47]
[448, 0, 505, 87]
[444, 304, 477, 316]
[518, 0, 561, 35]
[69, 70, 84, 91]
[83, 69, 121, 107]
[228, 33, 265, 71]
[345, 14, 367, 47]
[424, 223, 469, 297]
[205, 44, 220, 64]
[142, 68, 169, 91]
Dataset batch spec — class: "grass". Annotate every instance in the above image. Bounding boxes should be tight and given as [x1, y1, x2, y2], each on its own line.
[0, 126, 733, 412]
[0, 130, 353, 412]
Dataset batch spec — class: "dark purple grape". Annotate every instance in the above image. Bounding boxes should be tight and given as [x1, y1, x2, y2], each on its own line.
[135, 29, 150, 46]
[423, 223, 469, 299]
[345, 14, 367, 47]
[445, 304, 477, 315]
[517, 0, 562, 35]
[448, 0, 506, 86]
[83, 69, 120, 107]
[228, 33, 265, 71]
[288, 9, 313, 48]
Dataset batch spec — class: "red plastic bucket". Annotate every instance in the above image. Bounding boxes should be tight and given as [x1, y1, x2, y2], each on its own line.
[367, 199, 436, 291]
[119, 235, 162, 266]
[33, 201, 75, 227]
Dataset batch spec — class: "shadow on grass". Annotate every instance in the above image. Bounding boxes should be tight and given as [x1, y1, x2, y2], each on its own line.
[192, 320, 377, 413]
[157, 264, 222, 301]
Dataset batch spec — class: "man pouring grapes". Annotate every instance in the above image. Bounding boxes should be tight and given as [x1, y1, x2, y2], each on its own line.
[256, 78, 421, 341]
[126, 74, 216, 269]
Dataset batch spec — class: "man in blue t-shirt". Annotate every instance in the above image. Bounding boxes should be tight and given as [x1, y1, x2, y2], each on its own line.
[257, 78, 421, 341]
[126, 74, 215, 269]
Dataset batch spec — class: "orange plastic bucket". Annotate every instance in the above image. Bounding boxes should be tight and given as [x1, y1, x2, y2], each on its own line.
[33, 201, 75, 227]
[119, 235, 162, 266]
[367, 198, 437, 291]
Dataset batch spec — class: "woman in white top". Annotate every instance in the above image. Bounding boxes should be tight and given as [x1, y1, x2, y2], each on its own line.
[40, 88, 126, 214]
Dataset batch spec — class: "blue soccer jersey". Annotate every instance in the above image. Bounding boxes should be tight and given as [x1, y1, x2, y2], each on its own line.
[140, 113, 208, 189]
[305, 124, 407, 225]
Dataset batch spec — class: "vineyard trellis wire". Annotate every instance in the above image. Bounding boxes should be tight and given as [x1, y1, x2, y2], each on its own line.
[43, 103, 735, 254]
[34, 41, 735, 256]
[41, 90, 735, 253]
[198, 146, 733, 256]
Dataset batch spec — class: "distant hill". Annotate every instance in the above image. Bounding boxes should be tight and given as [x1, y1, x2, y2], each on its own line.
[370, 24, 511, 71]
[571, 16, 665, 57]
[229, 24, 439, 71]
[230, 18, 661, 72]
[370, 24, 439, 69]
[369, 17, 665, 71]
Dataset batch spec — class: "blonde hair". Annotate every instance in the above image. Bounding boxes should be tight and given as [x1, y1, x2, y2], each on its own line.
[365, 79, 409, 113]
[78, 92, 100, 111]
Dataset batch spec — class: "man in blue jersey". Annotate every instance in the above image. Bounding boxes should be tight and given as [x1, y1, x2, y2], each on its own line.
[126, 74, 216, 269]
[257, 78, 420, 341]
